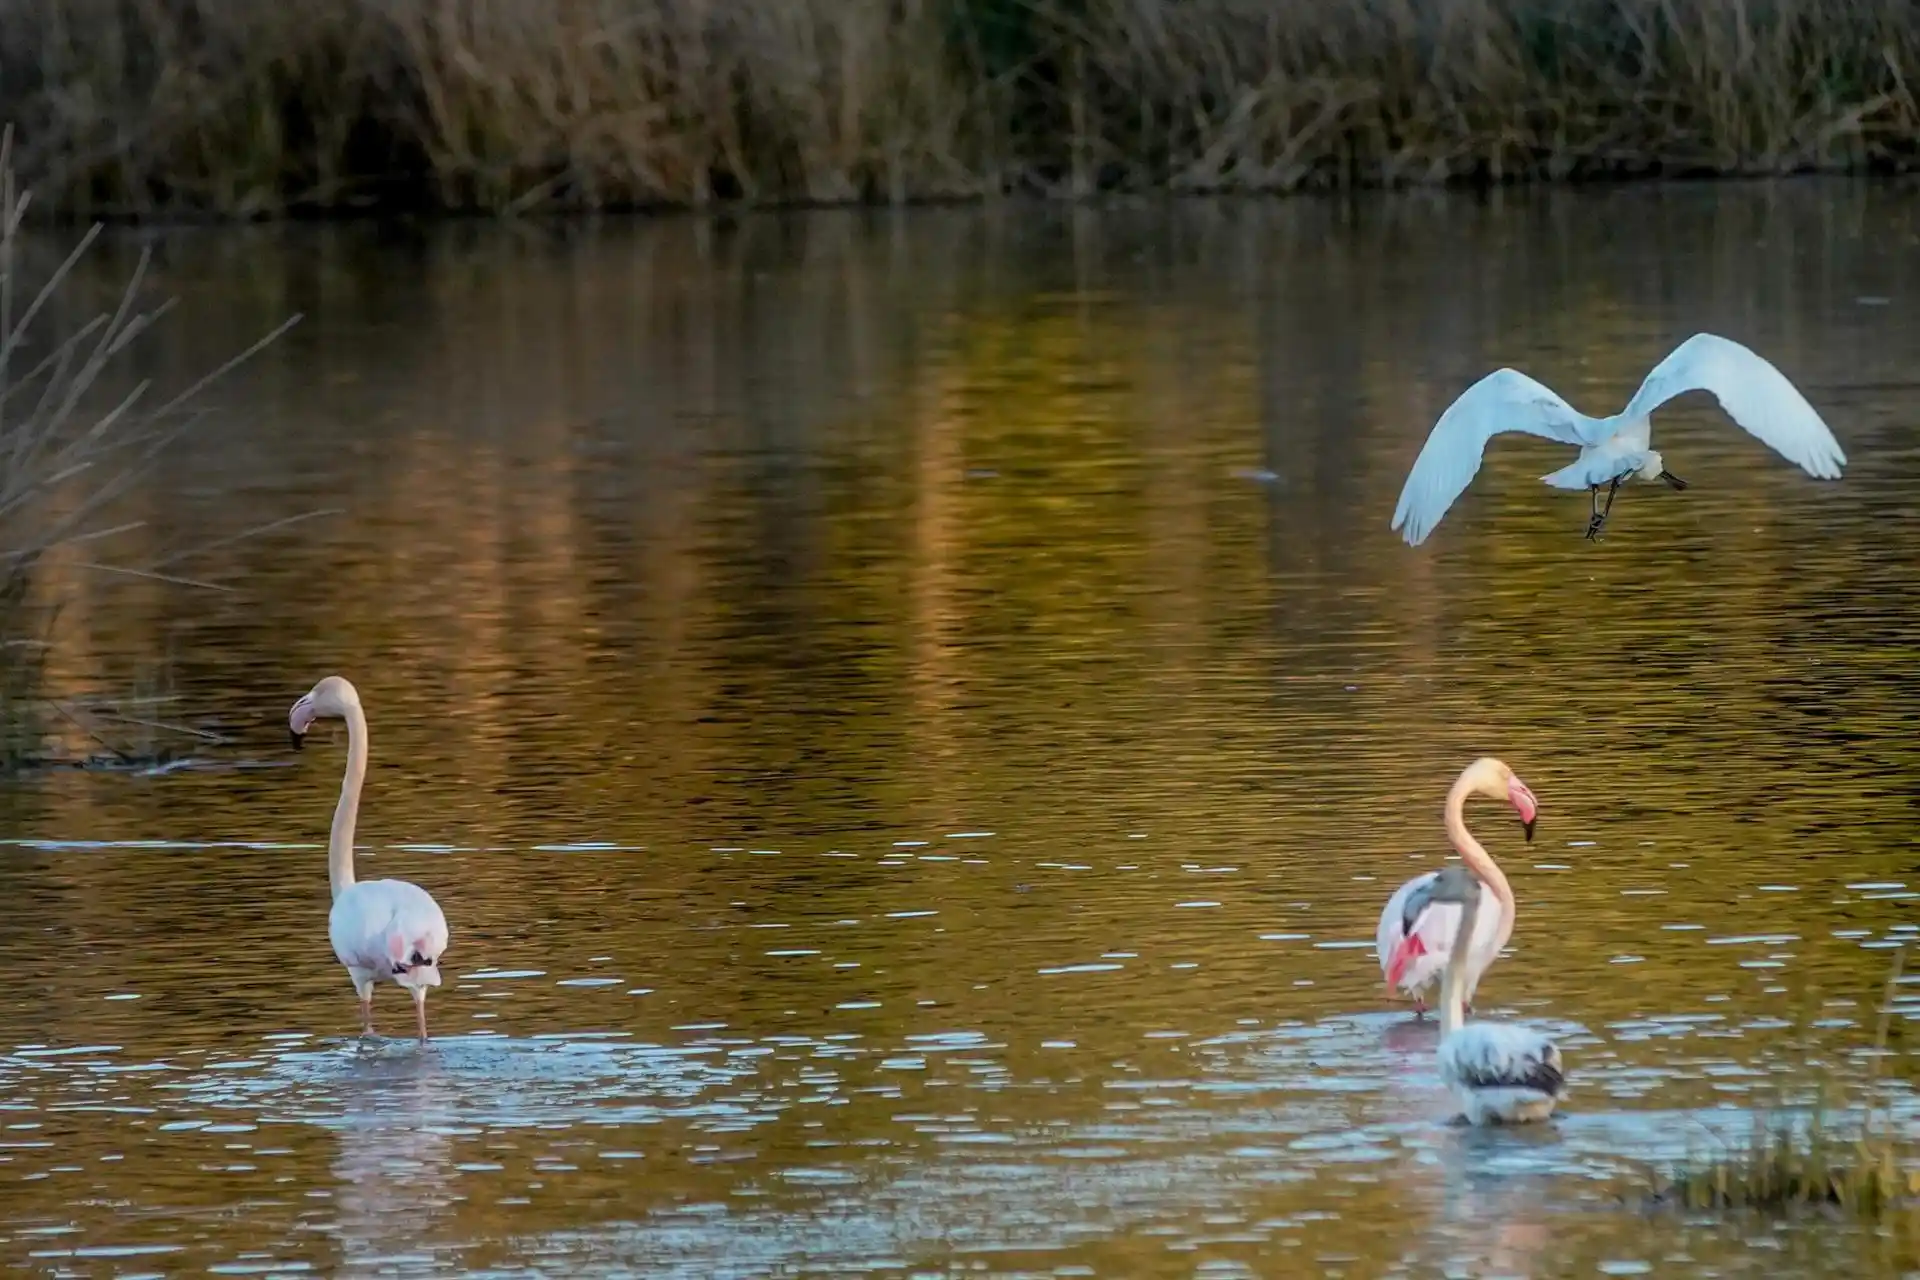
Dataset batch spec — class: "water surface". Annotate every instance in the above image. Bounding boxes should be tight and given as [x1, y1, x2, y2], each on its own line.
[4, 183, 1920, 1276]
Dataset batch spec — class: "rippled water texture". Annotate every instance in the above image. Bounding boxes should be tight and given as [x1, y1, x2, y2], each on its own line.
[4, 183, 1920, 1277]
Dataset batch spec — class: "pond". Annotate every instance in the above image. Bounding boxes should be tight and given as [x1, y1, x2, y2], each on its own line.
[3, 181, 1920, 1276]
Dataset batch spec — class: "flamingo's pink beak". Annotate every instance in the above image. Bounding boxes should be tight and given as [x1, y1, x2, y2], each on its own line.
[288, 695, 315, 750]
[1385, 933, 1426, 989]
[1509, 777, 1538, 843]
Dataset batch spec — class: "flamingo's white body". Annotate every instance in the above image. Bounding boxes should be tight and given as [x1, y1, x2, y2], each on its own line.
[1376, 870, 1506, 1008]
[291, 675, 449, 1042]
[1377, 757, 1536, 1015]
[1390, 332, 1847, 546]
[1419, 863, 1566, 1125]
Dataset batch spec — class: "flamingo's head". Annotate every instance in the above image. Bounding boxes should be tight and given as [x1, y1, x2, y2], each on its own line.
[288, 675, 362, 750]
[1464, 756, 1537, 843]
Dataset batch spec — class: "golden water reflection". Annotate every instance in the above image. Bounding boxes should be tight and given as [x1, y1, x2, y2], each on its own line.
[3, 184, 1920, 1275]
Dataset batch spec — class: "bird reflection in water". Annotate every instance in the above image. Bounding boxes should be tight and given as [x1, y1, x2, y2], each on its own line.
[325, 1046, 459, 1271]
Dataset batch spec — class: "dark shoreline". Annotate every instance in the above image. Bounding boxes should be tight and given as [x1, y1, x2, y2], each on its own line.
[7, 0, 1918, 225]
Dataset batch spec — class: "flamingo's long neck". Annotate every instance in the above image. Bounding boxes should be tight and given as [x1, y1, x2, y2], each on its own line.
[329, 702, 368, 900]
[1445, 770, 1516, 954]
[1438, 880, 1480, 1038]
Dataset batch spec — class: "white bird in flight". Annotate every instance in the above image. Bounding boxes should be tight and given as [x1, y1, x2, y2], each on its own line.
[1390, 332, 1847, 545]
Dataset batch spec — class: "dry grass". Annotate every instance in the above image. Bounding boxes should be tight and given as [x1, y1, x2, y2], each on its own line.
[0, 129, 299, 769]
[0, 0, 1916, 218]
[1645, 1101, 1914, 1214]
[1637, 949, 1920, 1218]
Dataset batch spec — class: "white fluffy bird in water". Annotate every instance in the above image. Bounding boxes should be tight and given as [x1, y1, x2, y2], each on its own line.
[1415, 863, 1567, 1125]
[1390, 332, 1847, 545]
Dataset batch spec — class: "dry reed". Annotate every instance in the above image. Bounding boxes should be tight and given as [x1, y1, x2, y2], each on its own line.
[0, 128, 299, 769]
[1646, 1100, 1914, 1215]
[0, 0, 1916, 219]
[1637, 948, 1920, 1218]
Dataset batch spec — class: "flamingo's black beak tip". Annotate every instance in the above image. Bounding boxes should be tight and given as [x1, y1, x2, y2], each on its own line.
[289, 729, 305, 751]
[1522, 818, 1536, 844]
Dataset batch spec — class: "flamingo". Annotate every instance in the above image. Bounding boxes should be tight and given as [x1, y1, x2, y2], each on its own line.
[1390, 332, 1846, 545]
[1417, 863, 1566, 1124]
[289, 675, 449, 1043]
[1377, 757, 1536, 1018]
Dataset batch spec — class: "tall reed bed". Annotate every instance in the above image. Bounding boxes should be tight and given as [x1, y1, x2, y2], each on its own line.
[0, 132, 297, 769]
[2, 0, 1917, 219]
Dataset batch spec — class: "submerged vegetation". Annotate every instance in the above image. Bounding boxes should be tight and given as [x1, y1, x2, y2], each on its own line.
[0, 133, 298, 770]
[2, 0, 1919, 218]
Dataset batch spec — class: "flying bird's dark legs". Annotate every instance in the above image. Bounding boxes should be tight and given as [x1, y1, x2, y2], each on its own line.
[1658, 470, 1689, 491]
[1585, 476, 1625, 540]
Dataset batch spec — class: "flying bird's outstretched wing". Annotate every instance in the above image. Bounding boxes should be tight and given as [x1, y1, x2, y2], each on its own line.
[1616, 333, 1846, 478]
[1391, 368, 1591, 546]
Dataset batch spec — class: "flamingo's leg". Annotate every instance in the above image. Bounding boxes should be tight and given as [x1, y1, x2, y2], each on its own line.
[354, 976, 377, 1036]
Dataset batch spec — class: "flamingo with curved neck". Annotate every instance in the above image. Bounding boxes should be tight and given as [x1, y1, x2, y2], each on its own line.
[1375, 757, 1536, 1017]
[290, 675, 449, 1042]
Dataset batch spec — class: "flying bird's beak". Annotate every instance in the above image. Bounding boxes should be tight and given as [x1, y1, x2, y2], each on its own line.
[289, 728, 305, 751]
[1522, 816, 1536, 844]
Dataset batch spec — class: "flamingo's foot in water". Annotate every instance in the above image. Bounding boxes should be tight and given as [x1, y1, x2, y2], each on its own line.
[1409, 998, 1473, 1022]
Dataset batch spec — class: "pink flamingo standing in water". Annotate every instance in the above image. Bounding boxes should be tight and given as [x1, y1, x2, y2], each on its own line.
[290, 676, 449, 1042]
[1375, 757, 1537, 1017]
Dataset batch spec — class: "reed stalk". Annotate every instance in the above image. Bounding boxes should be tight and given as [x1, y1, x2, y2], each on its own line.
[0, 126, 300, 770]
[1638, 948, 1920, 1218]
